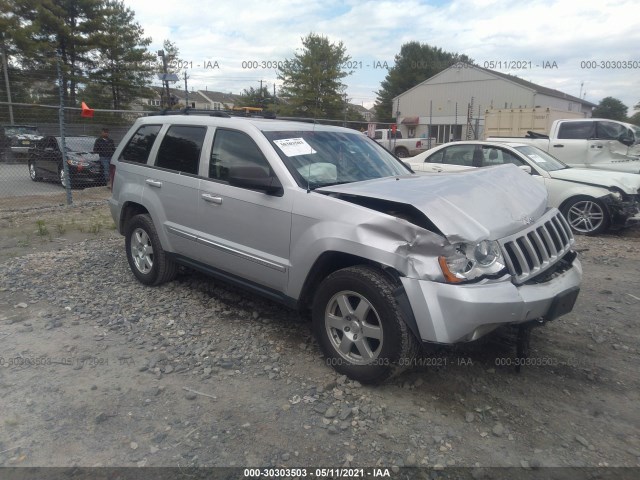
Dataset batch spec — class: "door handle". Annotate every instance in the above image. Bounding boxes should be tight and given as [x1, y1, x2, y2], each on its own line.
[145, 179, 162, 188]
[552, 144, 564, 148]
[201, 193, 223, 205]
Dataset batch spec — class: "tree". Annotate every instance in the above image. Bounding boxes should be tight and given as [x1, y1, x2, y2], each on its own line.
[90, 0, 155, 109]
[592, 96, 628, 121]
[277, 33, 352, 118]
[12, 0, 105, 106]
[627, 100, 640, 126]
[374, 42, 472, 123]
[236, 85, 274, 110]
[629, 112, 640, 125]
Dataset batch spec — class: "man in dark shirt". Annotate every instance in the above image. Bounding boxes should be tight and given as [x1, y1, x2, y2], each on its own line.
[93, 128, 115, 185]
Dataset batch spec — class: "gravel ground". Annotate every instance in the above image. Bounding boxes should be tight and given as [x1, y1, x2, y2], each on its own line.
[0, 197, 639, 476]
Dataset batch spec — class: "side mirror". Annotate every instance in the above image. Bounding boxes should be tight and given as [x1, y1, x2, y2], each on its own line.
[519, 165, 532, 174]
[228, 166, 283, 196]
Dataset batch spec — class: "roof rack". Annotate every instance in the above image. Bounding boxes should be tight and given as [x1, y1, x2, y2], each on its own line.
[149, 107, 277, 119]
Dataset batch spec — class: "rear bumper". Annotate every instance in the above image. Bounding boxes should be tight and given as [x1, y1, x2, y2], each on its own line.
[401, 259, 582, 344]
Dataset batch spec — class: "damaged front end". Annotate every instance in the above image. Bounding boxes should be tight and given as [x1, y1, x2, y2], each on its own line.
[315, 164, 582, 345]
[604, 190, 640, 228]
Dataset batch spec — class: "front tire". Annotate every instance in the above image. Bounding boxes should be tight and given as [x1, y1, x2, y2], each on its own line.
[561, 196, 610, 235]
[312, 266, 419, 384]
[59, 166, 72, 189]
[124, 214, 177, 286]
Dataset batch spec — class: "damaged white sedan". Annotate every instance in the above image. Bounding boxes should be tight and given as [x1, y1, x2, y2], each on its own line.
[409, 141, 640, 235]
[110, 116, 582, 384]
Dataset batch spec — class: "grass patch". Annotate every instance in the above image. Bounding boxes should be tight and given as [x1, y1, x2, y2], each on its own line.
[36, 220, 49, 237]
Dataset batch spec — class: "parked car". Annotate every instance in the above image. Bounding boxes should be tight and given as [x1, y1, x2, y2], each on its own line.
[408, 141, 640, 235]
[1, 124, 43, 160]
[28, 136, 104, 188]
[371, 129, 430, 157]
[488, 118, 640, 173]
[109, 114, 582, 384]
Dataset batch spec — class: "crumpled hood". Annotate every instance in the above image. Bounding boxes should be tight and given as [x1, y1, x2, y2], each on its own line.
[317, 164, 548, 243]
[549, 168, 640, 194]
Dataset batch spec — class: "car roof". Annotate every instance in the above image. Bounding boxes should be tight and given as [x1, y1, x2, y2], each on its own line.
[134, 114, 355, 134]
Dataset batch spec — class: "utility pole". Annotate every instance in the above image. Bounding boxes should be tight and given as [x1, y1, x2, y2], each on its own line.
[184, 71, 189, 107]
[0, 40, 14, 124]
[158, 50, 170, 109]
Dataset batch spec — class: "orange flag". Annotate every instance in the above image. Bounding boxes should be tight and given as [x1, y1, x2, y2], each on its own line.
[81, 101, 95, 118]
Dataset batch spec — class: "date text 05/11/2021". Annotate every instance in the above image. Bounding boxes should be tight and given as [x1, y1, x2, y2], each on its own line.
[243, 467, 393, 478]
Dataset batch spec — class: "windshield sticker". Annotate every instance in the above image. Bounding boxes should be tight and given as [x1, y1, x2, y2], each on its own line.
[528, 154, 547, 163]
[273, 138, 317, 157]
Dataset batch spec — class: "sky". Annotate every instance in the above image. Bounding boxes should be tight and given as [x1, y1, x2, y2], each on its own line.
[126, 0, 639, 114]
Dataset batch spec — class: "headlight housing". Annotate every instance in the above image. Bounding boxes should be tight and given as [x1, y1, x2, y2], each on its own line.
[438, 240, 507, 283]
[67, 158, 90, 167]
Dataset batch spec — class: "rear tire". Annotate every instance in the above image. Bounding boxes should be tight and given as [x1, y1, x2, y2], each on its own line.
[125, 214, 177, 286]
[395, 147, 409, 158]
[312, 265, 419, 384]
[28, 161, 41, 181]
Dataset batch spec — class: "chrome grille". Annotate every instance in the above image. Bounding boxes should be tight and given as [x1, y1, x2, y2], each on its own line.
[499, 210, 574, 284]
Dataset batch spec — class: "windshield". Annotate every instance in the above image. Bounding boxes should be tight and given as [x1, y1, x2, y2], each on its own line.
[514, 145, 568, 172]
[56, 137, 97, 153]
[263, 130, 410, 188]
[5, 126, 39, 136]
[630, 125, 640, 143]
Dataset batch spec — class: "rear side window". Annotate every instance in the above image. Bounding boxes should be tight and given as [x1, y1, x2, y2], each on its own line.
[155, 125, 206, 175]
[557, 122, 594, 139]
[426, 149, 444, 163]
[120, 125, 161, 163]
[441, 145, 475, 166]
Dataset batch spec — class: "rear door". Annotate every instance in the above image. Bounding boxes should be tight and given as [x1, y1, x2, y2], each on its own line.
[195, 128, 292, 292]
[141, 125, 207, 256]
[552, 121, 593, 167]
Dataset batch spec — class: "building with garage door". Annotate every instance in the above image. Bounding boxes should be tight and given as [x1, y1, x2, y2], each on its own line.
[392, 62, 596, 144]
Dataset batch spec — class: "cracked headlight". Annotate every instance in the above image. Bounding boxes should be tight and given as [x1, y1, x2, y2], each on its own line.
[438, 240, 507, 283]
[608, 190, 623, 202]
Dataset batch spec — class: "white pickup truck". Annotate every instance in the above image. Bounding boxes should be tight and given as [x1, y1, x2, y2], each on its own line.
[488, 118, 640, 174]
[371, 129, 430, 158]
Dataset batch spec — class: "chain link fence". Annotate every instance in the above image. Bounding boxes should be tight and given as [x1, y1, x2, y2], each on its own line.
[0, 101, 151, 212]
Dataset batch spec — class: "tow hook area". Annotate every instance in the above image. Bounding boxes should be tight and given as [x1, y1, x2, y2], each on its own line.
[515, 322, 535, 373]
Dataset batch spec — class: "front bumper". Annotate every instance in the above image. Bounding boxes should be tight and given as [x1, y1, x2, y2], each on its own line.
[68, 163, 105, 184]
[401, 258, 582, 344]
[606, 196, 640, 228]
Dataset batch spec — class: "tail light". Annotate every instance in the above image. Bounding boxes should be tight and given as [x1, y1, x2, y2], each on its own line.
[109, 163, 115, 190]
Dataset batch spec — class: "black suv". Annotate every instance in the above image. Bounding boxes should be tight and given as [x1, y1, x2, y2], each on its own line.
[0, 125, 43, 161]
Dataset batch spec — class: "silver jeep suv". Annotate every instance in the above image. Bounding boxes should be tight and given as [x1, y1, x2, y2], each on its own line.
[109, 114, 582, 384]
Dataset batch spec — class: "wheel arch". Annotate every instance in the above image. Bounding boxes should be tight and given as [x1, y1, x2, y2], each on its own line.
[559, 194, 611, 235]
[119, 201, 151, 234]
[558, 193, 610, 215]
[297, 252, 421, 341]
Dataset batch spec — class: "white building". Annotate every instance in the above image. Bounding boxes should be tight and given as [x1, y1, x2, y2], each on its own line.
[393, 62, 596, 144]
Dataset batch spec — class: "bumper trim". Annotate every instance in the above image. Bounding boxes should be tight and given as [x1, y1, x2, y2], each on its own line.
[401, 259, 582, 344]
